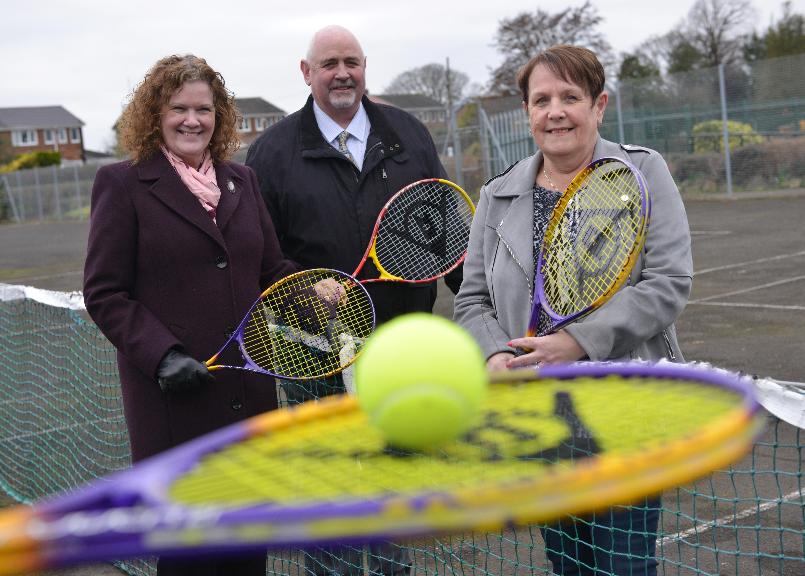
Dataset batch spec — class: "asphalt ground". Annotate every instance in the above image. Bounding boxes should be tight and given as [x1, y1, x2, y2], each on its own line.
[1, 190, 804, 575]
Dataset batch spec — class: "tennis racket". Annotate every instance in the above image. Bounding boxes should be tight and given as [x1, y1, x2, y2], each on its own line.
[0, 361, 764, 574]
[526, 157, 650, 337]
[352, 178, 475, 284]
[205, 268, 375, 380]
[670, 360, 805, 430]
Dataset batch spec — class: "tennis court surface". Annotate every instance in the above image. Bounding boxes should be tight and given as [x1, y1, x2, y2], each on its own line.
[1, 190, 803, 575]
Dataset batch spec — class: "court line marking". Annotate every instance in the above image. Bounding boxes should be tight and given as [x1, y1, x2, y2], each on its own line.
[2, 270, 84, 282]
[689, 275, 805, 304]
[659, 488, 804, 546]
[695, 250, 805, 276]
[690, 230, 732, 237]
[689, 302, 805, 311]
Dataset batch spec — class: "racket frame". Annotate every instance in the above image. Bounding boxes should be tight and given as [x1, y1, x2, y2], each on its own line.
[205, 268, 375, 380]
[528, 157, 651, 337]
[0, 362, 763, 574]
[353, 178, 475, 284]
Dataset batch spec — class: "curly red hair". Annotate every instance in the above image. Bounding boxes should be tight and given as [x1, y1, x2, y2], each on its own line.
[118, 54, 240, 163]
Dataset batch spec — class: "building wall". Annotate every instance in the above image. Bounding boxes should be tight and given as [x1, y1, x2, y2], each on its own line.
[237, 115, 285, 147]
[3, 127, 85, 161]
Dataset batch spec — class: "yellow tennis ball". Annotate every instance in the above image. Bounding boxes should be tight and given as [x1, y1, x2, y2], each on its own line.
[354, 313, 487, 450]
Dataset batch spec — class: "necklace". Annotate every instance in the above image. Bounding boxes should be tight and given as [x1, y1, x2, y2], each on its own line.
[543, 166, 560, 191]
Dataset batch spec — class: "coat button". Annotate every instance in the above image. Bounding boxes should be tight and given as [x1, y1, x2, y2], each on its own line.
[215, 256, 228, 269]
[231, 398, 243, 411]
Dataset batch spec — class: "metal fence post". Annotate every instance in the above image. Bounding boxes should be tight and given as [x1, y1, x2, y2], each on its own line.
[1, 175, 21, 222]
[445, 58, 464, 189]
[52, 164, 62, 220]
[34, 166, 43, 220]
[718, 64, 733, 197]
[15, 170, 25, 220]
[615, 86, 625, 144]
[73, 164, 82, 213]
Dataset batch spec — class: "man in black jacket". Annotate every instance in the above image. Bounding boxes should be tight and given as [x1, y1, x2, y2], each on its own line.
[246, 24, 461, 576]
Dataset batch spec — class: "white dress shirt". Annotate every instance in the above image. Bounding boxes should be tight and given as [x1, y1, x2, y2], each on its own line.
[312, 101, 371, 171]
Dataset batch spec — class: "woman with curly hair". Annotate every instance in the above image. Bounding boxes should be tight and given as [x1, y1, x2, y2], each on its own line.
[83, 54, 297, 575]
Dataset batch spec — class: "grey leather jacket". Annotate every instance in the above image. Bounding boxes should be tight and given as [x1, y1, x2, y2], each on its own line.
[454, 137, 693, 362]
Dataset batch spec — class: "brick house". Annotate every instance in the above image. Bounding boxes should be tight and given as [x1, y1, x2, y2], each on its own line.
[235, 97, 286, 147]
[370, 94, 447, 125]
[0, 106, 85, 162]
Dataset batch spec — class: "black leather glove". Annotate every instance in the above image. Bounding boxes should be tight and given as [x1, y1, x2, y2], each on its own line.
[156, 349, 214, 393]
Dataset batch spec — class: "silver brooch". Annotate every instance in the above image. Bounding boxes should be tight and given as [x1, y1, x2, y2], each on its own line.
[227, 180, 235, 193]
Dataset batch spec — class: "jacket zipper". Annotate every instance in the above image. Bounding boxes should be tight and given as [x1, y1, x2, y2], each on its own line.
[662, 329, 676, 361]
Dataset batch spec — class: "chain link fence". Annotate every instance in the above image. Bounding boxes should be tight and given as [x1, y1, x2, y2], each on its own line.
[2, 53, 802, 223]
[1, 163, 101, 223]
[462, 52, 805, 198]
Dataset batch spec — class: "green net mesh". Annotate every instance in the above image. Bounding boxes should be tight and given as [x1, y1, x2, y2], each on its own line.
[0, 284, 802, 576]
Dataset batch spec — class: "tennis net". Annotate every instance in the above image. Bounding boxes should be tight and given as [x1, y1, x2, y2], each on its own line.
[0, 283, 802, 576]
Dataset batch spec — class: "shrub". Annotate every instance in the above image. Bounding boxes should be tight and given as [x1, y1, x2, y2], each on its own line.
[669, 136, 805, 193]
[0, 151, 61, 173]
[692, 120, 764, 153]
[667, 152, 723, 193]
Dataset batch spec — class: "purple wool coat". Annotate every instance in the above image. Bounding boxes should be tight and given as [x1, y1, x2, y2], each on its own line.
[83, 153, 297, 462]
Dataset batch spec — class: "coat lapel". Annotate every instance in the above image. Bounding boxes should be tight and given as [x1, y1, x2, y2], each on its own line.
[139, 153, 226, 248]
[213, 162, 243, 233]
[495, 154, 541, 286]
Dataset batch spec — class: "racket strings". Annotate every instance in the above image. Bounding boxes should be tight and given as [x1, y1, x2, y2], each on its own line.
[240, 270, 374, 379]
[372, 181, 473, 281]
[168, 375, 747, 506]
[542, 165, 644, 317]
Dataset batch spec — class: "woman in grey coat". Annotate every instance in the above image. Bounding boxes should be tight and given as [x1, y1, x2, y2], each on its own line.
[453, 45, 692, 575]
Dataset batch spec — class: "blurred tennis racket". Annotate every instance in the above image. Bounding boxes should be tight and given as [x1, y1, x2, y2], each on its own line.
[673, 360, 805, 430]
[353, 178, 475, 284]
[0, 362, 764, 575]
[526, 157, 650, 337]
[205, 268, 374, 380]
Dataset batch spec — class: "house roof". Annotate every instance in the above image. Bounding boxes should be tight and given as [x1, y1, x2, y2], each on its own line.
[0, 106, 84, 130]
[371, 94, 443, 110]
[235, 97, 285, 116]
[478, 94, 523, 116]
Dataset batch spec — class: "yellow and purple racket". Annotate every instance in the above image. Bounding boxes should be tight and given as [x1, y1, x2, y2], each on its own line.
[205, 268, 375, 380]
[0, 362, 763, 575]
[527, 157, 650, 337]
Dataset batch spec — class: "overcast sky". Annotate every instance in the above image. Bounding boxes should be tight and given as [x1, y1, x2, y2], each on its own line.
[1, 0, 799, 151]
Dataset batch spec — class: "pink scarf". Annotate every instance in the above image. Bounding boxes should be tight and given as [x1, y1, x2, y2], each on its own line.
[161, 146, 221, 222]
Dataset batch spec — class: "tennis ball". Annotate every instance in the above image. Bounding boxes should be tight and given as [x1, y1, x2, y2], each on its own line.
[354, 313, 487, 450]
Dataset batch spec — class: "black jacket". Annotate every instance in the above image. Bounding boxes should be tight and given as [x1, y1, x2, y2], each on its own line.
[246, 95, 462, 325]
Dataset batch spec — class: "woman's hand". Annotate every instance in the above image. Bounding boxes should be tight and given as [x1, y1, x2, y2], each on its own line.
[505, 330, 585, 369]
[487, 352, 515, 372]
[156, 349, 214, 392]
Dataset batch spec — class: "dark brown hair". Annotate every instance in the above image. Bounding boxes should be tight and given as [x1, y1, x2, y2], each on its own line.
[118, 54, 240, 163]
[516, 45, 605, 104]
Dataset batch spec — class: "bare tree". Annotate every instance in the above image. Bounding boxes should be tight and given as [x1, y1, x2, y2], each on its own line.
[684, 0, 755, 67]
[384, 63, 469, 106]
[487, 1, 613, 96]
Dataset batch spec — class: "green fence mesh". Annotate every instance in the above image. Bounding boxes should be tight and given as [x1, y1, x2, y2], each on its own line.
[0, 284, 802, 576]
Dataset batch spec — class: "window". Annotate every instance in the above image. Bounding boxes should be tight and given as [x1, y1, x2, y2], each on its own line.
[11, 130, 38, 146]
[69, 128, 81, 143]
[254, 117, 266, 132]
[238, 117, 251, 132]
[44, 128, 69, 145]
